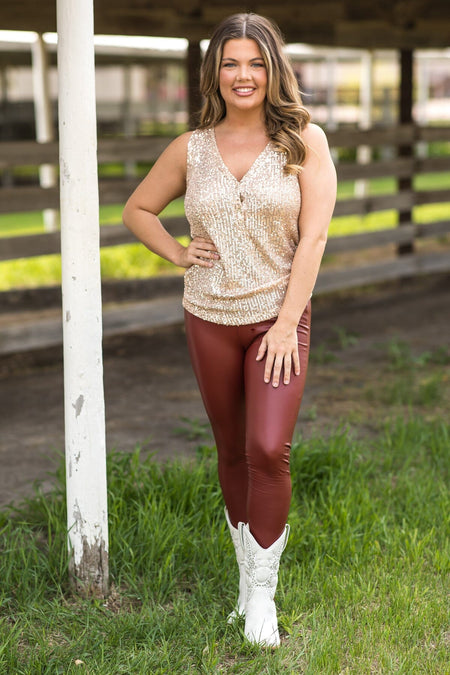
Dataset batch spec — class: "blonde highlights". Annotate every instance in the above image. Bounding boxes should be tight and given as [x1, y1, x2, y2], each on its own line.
[199, 13, 311, 174]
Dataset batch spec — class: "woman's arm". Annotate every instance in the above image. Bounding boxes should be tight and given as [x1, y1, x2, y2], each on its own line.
[122, 132, 219, 269]
[256, 123, 337, 386]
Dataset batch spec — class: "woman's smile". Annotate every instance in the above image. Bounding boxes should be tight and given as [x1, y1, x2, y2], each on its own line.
[232, 86, 257, 96]
[219, 38, 267, 112]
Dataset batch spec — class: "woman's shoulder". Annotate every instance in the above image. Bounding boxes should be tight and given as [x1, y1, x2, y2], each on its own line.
[301, 122, 329, 146]
[166, 130, 194, 155]
[301, 123, 333, 164]
[300, 122, 336, 176]
[160, 129, 213, 176]
[156, 131, 196, 170]
[168, 128, 212, 154]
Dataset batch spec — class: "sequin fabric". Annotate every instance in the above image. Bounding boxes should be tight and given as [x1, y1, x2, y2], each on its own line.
[183, 127, 301, 325]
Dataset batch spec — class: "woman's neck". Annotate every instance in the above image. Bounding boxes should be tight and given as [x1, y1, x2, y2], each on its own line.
[219, 107, 266, 134]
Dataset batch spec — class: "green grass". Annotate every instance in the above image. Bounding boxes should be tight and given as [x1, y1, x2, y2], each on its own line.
[309, 332, 450, 422]
[0, 415, 448, 673]
[364, 339, 450, 408]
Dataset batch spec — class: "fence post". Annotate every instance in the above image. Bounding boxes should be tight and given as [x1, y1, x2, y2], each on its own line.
[397, 48, 414, 255]
[57, 0, 109, 597]
[187, 40, 202, 129]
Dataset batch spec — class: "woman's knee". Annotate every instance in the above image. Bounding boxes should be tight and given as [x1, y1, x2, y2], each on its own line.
[247, 436, 291, 477]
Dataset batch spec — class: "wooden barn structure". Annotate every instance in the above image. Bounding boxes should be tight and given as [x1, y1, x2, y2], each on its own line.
[1, 0, 449, 596]
[3, 0, 450, 47]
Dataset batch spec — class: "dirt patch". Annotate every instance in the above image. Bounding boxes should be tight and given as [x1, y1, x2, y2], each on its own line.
[0, 273, 449, 506]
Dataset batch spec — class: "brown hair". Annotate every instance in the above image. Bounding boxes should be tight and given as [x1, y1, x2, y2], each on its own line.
[199, 12, 311, 174]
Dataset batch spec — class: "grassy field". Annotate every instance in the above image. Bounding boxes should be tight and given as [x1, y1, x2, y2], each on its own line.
[0, 174, 449, 291]
[0, 412, 448, 673]
[1, 282, 449, 672]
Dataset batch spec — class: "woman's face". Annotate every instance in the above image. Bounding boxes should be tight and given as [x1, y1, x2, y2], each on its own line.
[219, 39, 268, 115]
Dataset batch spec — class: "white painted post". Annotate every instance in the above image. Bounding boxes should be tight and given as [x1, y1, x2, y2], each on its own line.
[325, 55, 339, 164]
[1, 66, 14, 187]
[57, 0, 109, 597]
[31, 33, 59, 232]
[416, 54, 429, 159]
[325, 54, 338, 132]
[355, 50, 374, 198]
[123, 65, 136, 178]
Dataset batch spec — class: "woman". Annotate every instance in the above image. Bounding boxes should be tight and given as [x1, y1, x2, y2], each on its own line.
[123, 13, 336, 647]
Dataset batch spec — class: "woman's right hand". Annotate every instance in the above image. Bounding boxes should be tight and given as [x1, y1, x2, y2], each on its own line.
[177, 236, 220, 269]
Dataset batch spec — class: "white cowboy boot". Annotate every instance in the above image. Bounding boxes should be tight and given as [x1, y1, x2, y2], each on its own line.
[224, 508, 246, 623]
[239, 522, 290, 648]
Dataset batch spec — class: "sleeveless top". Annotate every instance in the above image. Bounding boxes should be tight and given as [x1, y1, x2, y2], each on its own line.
[183, 127, 301, 325]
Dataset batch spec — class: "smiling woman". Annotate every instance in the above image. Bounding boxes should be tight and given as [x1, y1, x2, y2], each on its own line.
[220, 39, 267, 107]
[199, 14, 311, 173]
[122, 12, 336, 650]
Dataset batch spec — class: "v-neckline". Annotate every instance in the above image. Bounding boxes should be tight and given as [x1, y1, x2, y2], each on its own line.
[211, 127, 271, 185]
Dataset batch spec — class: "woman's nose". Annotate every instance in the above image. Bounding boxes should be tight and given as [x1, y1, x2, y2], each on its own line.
[237, 65, 251, 80]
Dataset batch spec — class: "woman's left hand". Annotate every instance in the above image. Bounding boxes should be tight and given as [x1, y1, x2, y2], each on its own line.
[255, 321, 300, 387]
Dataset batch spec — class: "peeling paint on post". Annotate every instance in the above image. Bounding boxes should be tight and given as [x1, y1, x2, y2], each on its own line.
[57, 0, 109, 598]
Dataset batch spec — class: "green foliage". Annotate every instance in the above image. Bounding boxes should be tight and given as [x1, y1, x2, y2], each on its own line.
[384, 337, 450, 371]
[100, 243, 179, 280]
[0, 253, 63, 290]
[174, 416, 212, 442]
[362, 339, 450, 408]
[0, 418, 448, 672]
[309, 344, 339, 365]
[428, 141, 450, 157]
[331, 326, 360, 349]
[310, 325, 359, 365]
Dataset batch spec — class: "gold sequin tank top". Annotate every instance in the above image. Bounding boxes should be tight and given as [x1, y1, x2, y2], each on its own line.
[183, 127, 301, 325]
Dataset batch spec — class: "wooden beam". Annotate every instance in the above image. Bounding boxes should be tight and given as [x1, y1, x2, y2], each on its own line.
[2, 1, 450, 48]
[2, 126, 450, 169]
[0, 295, 184, 355]
[3, 250, 450, 355]
[333, 191, 414, 217]
[187, 41, 203, 130]
[315, 251, 450, 293]
[326, 125, 416, 148]
[324, 225, 415, 254]
[335, 19, 450, 49]
[0, 216, 189, 260]
[0, 137, 177, 168]
[3, 216, 448, 264]
[397, 48, 414, 255]
[3, 181, 448, 218]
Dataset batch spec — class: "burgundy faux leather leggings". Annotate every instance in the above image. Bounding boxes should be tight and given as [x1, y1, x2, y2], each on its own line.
[184, 301, 311, 548]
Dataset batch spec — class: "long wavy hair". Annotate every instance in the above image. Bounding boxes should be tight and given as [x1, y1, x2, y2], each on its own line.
[199, 13, 311, 174]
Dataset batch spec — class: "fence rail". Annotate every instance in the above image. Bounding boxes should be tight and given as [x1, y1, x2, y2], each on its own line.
[1, 124, 450, 298]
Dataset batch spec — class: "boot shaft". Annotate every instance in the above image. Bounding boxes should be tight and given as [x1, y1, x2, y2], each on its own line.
[239, 523, 290, 600]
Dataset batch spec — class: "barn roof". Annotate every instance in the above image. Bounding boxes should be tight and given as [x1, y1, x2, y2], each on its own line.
[2, 1, 450, 49]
